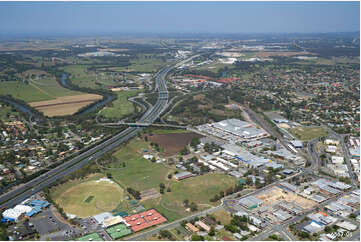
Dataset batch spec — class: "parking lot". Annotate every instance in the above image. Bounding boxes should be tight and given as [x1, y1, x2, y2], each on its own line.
[29, 206, 78, 240]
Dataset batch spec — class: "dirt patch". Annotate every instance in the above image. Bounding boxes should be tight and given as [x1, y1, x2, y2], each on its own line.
[256, 186, 316, 209]
[29, 94, 102, 117]
[147, 132, 203, 156]
[140, 188, 161, 202]
[193, 94, 205, 101]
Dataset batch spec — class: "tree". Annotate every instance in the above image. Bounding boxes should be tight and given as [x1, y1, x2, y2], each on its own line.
[168, 174, 172, 179]
[189, 202, 198, 211]
[183, 199, 189, 207]
[151, 157, 156, 163]
[324, 226, 331, 233]
[246, 177, 253, 185]
[106, 173, 112, 179]
[191, 235, 204, 241]
[208, 226, 215, 236]
[159, 230, 173, 240]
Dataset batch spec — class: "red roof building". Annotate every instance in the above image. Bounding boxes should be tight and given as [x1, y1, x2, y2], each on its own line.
[124, 209, 167, 232]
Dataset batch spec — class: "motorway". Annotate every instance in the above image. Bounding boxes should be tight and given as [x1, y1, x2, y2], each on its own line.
[0, 61, 174, 209]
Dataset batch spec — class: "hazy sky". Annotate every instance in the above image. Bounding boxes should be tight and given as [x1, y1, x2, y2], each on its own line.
[0, 1, 359, 36]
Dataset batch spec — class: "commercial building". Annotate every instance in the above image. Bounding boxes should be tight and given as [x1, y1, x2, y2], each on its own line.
[93, 212, 113, 225]
[2, 205, 33, 222]
[307, 212, 337, 226]
[195, 221, 211, 232]
[185, 223, 199, 233]
[103, 216, 128, 228]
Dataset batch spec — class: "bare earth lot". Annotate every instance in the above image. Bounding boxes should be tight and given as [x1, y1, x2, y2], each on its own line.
[256, 186, 316, 209]
[147, 132, 203, 156]
[29, 93, 102, 117]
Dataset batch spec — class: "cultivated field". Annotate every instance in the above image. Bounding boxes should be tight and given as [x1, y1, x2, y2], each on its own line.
[288, 126, 328, 141]
[29, 93, 103, 117]
[147, 132, 203, 156]
[255, 186, 316, 209]
[54, 177, 124, 218]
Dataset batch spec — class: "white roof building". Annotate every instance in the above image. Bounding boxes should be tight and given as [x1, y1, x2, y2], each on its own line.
[2, 205, 33, 221]
[331, 156, 344, 164]
[336, 221, 358, 231]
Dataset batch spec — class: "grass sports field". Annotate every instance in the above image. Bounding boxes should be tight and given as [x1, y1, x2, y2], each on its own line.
[141, 173, 237, 221]
[99, 90, 139, 119]
[0, 77, 81, 103]
[288, 126, 328, 141]
[52, 175, 125, 218]
[109, 138, 170, 191]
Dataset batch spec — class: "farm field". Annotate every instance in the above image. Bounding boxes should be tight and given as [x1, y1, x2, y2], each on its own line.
[29, 93, 103, 117]
[53, 175, 124, 218]
[0, 76, 81, 103]
[99, 90, 139, 119]
[125, 55, 166, 73]
[63, 65, 103, 89]
[109, 138, 171, 191]
[147, 132, 203, 156]
[288, 126, 328, 141]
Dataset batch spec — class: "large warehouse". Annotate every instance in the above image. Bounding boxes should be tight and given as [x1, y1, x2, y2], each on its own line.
[211, 119, 268, 140]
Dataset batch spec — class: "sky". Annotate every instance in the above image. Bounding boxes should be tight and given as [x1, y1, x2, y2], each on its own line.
[0, 1, 359, 36]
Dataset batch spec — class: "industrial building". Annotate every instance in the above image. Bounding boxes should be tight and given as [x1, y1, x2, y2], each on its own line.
[273, 209, 292, 222]
[197, 119, 268, 143]
[279, 182, 298, 193]
[239, 196, 263, 209]
[174, 171, 193, 181]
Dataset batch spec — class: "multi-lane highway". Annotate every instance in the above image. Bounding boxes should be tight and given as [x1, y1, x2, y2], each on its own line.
[0, 62, 174, 209]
